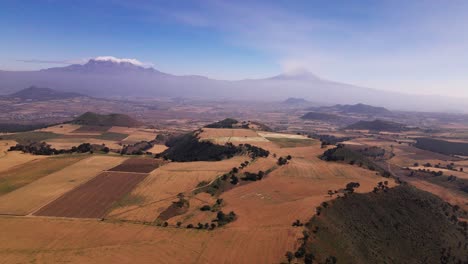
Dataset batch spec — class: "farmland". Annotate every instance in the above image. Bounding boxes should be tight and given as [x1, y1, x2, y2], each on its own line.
[0, 155, 125, 215]
[35, 172, 148, 218]
[0, 110, 467, 264]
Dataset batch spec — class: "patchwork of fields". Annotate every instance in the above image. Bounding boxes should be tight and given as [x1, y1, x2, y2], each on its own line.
[0, 124, 466, 264]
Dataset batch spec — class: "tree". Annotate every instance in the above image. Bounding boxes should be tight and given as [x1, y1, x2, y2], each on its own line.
[304, 253, 315, 264]
[285, 251, 294, 264]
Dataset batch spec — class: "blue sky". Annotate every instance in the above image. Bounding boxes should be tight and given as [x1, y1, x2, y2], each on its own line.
[1, 0, 468, 96]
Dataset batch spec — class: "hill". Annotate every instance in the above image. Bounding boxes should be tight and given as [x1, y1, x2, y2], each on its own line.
[414, 138, 468, 156]
[158, 133, 242, 162]
[204, 118, 239, 128]
[313, 103, 392, 115]
[345, 119, 406, 132]
[282, 97, 310, 105]
[299, 185, 467, 264]
[6, 86, 83, 101]
[301, 112, 341, 121]
[71, 112, 142, 127]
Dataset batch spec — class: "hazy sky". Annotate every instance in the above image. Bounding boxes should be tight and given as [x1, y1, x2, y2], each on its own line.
[1, 0, 468, 97]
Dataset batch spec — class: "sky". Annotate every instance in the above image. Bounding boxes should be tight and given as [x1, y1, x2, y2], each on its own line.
[1, 0, 468, 97]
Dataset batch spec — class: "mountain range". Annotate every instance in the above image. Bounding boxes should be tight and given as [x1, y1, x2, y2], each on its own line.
[0, 58, 465, 112]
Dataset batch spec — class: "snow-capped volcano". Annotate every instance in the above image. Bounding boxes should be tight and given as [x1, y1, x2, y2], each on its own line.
[93, 56, 145, 66]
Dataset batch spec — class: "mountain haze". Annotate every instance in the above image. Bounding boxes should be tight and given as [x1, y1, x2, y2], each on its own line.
[0, 58, 466, 112]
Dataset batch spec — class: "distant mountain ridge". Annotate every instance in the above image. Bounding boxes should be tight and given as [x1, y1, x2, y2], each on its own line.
[0, 58, 467, 112]
[311, 103, 392, 115]
[6, 86, 83, 101]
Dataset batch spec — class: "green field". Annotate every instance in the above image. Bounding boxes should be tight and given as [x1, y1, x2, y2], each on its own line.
[1, 131, 60, 145]
[265, 137, 317, 148]
[0, 155, 86, 196]
[97, 132, 129, 141]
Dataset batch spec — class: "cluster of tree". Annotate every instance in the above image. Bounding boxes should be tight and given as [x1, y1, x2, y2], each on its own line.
[345, 182, 361, 193]
[239, 143, 270, 158]
[358, 146, 386, 158]
[185, 222, 217, 230]
[321, 145, 391, 177]
[120, 141, 153, 155]
[345, 119, 407, 132]
[9, 142, 108, 155]
[199, 199, 223, 212]
[214, 211, 237, 226]
[414, 137, 468, 156]
[372, 181, 389, 193]
[409, 169, 444, 177]
[302, 185, 468, 263]
[310, 134, 351, 146]
[277, 155, 292, 165]
[292, 219, 304, 227]
[158, 133, 242, 162]
[241, 171, 265, 181]
[204, 118, 239, 128]
[284, 231, 319, 264]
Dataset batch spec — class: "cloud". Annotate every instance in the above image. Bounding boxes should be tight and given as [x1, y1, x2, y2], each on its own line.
[17, 59, 87, 65]
[122, 0, 468, 96]
[93, 56, 145, 66]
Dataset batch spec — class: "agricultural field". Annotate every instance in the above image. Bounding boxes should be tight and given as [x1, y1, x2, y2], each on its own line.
[107, 156, 246, 222]
[108, 158, 164, 173]
[35, 171, 148, 218]
[0, 119, 467, 264]
[0, 155, 125, 215]
[0, 155, 87, 196]
[0, 140, 47, 173]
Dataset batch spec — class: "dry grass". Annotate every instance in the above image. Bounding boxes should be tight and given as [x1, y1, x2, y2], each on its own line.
[121, 130, 157, 144]
[0, 155, 86, 197]
[147, 144, 168, 154]
[200, 128, 260, 138]
[46, 138, 122, 149]
[0, 140, 48, 173]
[38, 124, 82, 135]
[0, 155, 126, 215]
[107, 156, 245, 222]
[0, 216, 300, 264]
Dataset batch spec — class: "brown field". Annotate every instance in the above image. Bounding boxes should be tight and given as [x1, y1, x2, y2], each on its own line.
[121, 130, 157, 144]
[107, 156, 246, 222]
[108, 126, 140, 134]
[38, 124, 82, 134]
[409, 166, 468, 179]
[147, 144, 168, 154]
[0, 216, 301, 264]
[46, 137, 122, 149]
[35, 172, 148, 218]
[72, 125, 110, 133]
[199, 128, 260, 138]
[0, 155, 86, 196]
[0, 155, 125, 215]
[217, 148, 394, 228]
[108, 158, 165, 173]
[0, 140, 47, 173]
[389, 145, 459, 168]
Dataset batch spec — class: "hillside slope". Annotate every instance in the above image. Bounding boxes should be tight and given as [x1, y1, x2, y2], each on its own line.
[301, 185, 467, 264]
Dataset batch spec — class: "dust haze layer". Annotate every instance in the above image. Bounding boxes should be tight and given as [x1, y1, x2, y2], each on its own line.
[0, 59, 465, 112]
